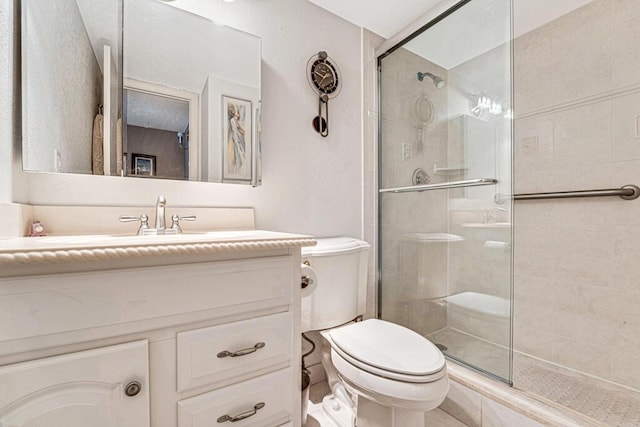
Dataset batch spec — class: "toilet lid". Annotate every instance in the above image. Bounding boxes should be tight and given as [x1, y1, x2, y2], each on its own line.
[301, 237, 369, 256]
[329, 319, 445, 378]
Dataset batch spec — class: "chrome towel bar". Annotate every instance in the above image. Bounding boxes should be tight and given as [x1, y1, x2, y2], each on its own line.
[514, 185, 640, 201]
[379, 178, 497, 194]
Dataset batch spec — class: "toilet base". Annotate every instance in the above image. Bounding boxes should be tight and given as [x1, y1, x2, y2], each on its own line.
[306, 393, 355, 427]
[306, 393, 427, 427]
[357, 396, 425, 427]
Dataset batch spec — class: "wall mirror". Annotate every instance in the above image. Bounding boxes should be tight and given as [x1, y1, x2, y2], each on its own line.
[21, 0, 262, 185]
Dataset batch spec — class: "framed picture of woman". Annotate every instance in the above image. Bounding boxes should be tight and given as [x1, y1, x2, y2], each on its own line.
[222, 96, 252, 182]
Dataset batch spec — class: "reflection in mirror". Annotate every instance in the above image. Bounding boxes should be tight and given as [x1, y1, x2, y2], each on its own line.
[125, 89, 189, 180]
[21, 0, 262, 185]
[21, 0, 121, 176]
[124, 0, 261, 184]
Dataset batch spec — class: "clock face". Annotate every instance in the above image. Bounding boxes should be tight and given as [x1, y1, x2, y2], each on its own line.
[310, 58, 339, 94]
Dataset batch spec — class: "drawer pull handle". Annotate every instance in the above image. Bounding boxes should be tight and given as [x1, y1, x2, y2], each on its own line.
[217, 402, 265, 423]
[217, 342, 266, 358]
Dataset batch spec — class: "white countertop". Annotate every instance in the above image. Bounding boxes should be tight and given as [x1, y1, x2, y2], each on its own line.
[0, 230, 316, 267]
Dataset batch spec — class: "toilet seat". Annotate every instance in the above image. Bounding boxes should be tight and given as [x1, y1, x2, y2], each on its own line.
[327, 319, 446, 383]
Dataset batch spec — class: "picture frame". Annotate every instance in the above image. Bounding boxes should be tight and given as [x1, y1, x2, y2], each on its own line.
[132, 153, 156, 177]
[254, 103, 262, 186]
[222, 95, 252, 182]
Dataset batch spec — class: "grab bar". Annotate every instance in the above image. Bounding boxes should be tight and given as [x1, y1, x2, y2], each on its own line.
[379, 178, 497, 194]
[514, 185, 640, 201]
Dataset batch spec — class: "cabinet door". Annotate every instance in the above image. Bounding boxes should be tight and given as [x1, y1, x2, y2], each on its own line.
[0, 340, 149, 427]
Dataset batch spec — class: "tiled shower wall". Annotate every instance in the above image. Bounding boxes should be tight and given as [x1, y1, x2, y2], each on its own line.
[379, 47, 450, 335]
[513, 0, 640, 391]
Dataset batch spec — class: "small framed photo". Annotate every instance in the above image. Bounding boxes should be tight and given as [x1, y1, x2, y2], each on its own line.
[222, 95, 252, 182]
[132, 153, 156, 177]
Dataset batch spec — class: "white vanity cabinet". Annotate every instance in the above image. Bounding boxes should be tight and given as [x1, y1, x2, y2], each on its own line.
[0, 231, 313, 427]
[0, 340, 149, 427]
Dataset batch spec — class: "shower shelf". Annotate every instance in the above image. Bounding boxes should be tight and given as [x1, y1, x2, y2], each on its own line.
[433, 164, 468, 176]
[379, 178, 497, 194]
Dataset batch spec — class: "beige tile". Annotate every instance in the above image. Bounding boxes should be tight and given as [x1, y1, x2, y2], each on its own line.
[554, 338, 612, 380]
[612, 225, 640, 290]
[513, 226, 557, 279]
[548, 163, 613, 193]
[439, 380, 482, 427]
[552, 225, 614, 286]
[613, 311, 640, 354]
[513, 325, 559, 363]
[546, 0, 613, 105]
[550, 198, 612, 227]
[611, 352, 640, 391]
[513, 22, 553, 114]
[424, 408, 468, 427]
[611, 94, 640, 162]
[514, 203, 553, 228]
[549, 282, 613, 317]
[610, 0, 640, 88]
[481, 398, 545, 427]
[552, 311, 617, 350]
[514, 116, 554, 172]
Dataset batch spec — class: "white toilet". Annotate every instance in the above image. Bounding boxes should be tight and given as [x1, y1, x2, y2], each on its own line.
[302, 237, 449, 427]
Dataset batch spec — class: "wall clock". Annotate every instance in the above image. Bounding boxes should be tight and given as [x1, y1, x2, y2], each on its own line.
[307, 51, 341, 137]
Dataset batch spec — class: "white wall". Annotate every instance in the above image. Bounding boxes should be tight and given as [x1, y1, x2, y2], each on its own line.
[0, 0, 13, 203]
[2, 0, 364, 238]
[0, 0, 27, 206]
[22, 0, 101, 174]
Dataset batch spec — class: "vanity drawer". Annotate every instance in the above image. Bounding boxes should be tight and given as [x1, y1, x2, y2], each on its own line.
[178, 368, 293, 427]
[177, 312, 293, 392]
[0, 256, 295, 353]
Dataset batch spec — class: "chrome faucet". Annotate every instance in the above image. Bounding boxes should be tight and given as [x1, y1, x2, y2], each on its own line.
[120, 196, 196, 235]
[155, 196, 167, 231]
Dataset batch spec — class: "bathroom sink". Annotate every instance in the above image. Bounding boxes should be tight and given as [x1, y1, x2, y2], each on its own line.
[37, 235, 128, 244]
[183, 230, 267, 239]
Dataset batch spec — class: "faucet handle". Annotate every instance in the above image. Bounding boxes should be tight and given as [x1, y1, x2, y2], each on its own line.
[170, 214, 197, 234]
[119, 214, 150, 235]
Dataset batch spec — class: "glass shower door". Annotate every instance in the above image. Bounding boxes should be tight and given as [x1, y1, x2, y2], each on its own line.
[378, 0, 513, 382]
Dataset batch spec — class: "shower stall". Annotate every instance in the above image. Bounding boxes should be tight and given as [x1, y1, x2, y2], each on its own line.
[377, 0, 640, 423]
[378, 0, 513, 383]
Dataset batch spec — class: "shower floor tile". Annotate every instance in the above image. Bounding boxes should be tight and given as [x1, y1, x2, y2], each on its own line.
[514, 354, 640, 427]
[427, 327, 511, 381]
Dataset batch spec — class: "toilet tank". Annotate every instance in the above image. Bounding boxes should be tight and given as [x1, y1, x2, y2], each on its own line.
[301, 237, 370, 332]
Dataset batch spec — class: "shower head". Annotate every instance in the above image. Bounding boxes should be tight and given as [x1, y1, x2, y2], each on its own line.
[417, 71, 446, 89]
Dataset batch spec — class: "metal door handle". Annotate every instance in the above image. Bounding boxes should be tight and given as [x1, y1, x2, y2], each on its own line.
[217, 342, 265, 358]
[217, 402, 265, 423]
